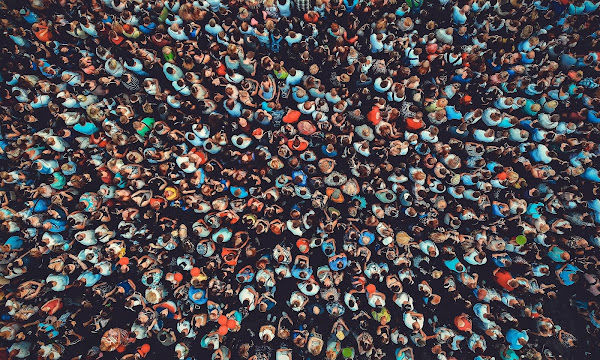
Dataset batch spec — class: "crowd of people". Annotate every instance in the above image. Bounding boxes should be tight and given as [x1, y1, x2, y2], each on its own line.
[1, 0, 600, 358]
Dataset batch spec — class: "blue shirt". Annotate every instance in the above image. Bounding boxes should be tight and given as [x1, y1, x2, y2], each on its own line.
[557, 264, 580, 286]
[506, 329, 528, 350]
[5, 236, 23, 250]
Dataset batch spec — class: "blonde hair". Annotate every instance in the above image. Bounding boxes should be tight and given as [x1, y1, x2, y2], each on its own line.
[375, 19, 387, 33]
[227, 44, 238, 55]
[265, 19, 275, 31]
[111, 21, 124, 34]
[529, 36, 540, 46]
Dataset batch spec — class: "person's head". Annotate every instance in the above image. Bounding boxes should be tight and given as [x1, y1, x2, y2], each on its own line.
[507, 278, 519, 288]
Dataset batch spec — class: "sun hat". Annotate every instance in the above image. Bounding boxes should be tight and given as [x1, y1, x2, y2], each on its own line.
[324, 171, 348, 186]
[145, 288, 163, 304]
[355, 125, 375, 141]
[339, 73, 351, 83]
[341, 178, 360, 196]
[318, 158, 336, 174]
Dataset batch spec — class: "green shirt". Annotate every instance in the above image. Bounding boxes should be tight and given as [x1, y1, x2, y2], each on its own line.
[137, 117, 155, 137]
[274, 68, 288, 80]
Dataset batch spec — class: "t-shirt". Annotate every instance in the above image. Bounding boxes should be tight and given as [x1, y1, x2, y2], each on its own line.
[557, 264, 580, 286]
[495, 269, 515, 291]
[406, 117, 425, 131]
[506, 329, 528, 350]
[47, 274, 70, 291]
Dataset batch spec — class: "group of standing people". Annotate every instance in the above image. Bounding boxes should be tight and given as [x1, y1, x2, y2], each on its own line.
[1, 0, 600, 358]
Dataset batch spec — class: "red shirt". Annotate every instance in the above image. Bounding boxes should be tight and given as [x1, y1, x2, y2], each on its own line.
[495, 269, 515, 291]
[367, 106, 381, 125]
[406, 117, 424, 131]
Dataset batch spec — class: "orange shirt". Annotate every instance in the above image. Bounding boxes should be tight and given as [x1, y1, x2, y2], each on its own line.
[34, 24, 53, 42]
[283, 110, 301, 124]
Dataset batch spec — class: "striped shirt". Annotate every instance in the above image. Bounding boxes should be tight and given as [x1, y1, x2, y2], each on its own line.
[295, 0, 312, 12]
[122, 73, 140, 92]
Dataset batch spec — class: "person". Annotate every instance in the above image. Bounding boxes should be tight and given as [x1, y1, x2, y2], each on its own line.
[506, 328, 529, 351]
[1, 0, 600, 359]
